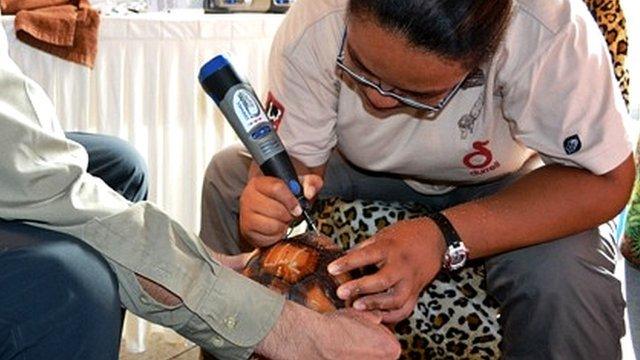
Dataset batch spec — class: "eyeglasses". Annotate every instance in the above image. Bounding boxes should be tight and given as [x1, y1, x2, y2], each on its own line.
[335, 31, 466, 112]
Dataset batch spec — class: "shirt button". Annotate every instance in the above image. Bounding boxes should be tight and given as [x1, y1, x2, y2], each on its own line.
[212, 336, 224, 348]
[224, 316, 237, 329]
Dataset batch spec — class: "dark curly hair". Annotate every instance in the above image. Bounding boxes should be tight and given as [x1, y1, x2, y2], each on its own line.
[348, 0, 513, 69]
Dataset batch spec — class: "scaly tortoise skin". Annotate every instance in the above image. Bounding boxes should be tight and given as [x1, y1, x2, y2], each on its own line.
[243, 231, 352, 313]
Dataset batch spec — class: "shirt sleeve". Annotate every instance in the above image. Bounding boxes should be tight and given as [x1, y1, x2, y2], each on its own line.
[267, 4, 343, 167]
[0, 27, 283, 360]
[501, 11, 634, 175]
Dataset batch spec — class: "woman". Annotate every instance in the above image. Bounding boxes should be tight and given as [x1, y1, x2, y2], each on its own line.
[201, 0, 635, 358]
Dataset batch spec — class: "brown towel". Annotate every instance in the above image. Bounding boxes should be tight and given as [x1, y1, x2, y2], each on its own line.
[1, 0, 100, 68]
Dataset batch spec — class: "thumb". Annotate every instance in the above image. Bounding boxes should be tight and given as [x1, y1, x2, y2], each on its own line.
[300, 174, 323, 200]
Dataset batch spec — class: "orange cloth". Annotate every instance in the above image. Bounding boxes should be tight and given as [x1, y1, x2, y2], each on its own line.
[1, 0, 100, 68]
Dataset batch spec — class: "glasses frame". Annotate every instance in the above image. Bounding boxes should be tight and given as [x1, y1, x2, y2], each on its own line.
[335, 30, 466, 112]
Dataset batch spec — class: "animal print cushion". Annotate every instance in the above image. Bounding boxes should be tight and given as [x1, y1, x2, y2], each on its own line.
[310, 197, 501, 359]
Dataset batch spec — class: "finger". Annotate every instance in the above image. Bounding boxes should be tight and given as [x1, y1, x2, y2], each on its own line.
[252, 177, 302, 217]
[328, 242, 385, 275]
[244, 212, 289, 238]
[243, 189, 293, 224]
[335, 267, 400, 300]
[352, 282, 412, 311]
[380, 299, 417, 324]
[241, 215, 289, 247]
[300, 174, 323, 200]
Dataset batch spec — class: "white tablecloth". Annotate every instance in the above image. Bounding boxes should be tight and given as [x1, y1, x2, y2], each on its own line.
[3, 10, 284, 234]
[2, 10, 284, 353]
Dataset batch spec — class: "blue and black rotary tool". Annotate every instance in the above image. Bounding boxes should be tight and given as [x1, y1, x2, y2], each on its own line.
[199, 55, 319, 234]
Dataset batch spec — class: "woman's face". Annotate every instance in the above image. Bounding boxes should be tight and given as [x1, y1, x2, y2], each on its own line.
[344, 16, 469, 111]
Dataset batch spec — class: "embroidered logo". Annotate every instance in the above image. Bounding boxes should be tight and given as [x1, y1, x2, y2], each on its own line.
[265, 92, 285, 130]
[463, 140, 501, 176]
[563, 134, 582, 155]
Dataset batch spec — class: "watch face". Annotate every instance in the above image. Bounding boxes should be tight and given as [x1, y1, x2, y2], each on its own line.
[444, 244, 469, 271]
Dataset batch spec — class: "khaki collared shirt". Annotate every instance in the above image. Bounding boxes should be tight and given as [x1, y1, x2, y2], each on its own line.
[0, 17, 283, 359]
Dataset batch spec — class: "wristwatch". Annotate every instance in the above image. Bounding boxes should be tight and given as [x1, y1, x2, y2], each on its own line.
[427, 212, 469, 271]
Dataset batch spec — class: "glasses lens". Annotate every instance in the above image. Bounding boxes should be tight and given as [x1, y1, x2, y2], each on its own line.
[336, 40, 463, 112]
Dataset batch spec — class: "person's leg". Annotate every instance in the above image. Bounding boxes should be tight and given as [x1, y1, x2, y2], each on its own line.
[0, 221, 122, 360]
[485, 221, 625, 359]
[200, 145, 253, 254]
[65, 132, 149, 202]
[63, 131, 149, 348]
[319, 150, 445, 209]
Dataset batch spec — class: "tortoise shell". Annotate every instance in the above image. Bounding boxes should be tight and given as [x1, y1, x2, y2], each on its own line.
[243, 231, 351, 313]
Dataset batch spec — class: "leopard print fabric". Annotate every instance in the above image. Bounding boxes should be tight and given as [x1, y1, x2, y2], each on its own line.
[584, 0, 630, 107]
[311, 198, 502, 360]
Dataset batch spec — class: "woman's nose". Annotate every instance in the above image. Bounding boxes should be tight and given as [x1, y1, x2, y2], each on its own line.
[362, 87, 401, 109]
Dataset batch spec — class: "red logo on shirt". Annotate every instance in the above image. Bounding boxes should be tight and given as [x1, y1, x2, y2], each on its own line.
[463, 140, 501, 176]
[265, 92, 285, 131]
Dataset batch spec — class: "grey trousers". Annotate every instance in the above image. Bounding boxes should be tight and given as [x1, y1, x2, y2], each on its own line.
[200, 144, 626, 360]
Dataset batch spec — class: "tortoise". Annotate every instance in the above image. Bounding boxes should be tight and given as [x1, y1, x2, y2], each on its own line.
[200, 232, 353, 360]
[242, 231, 352, 313]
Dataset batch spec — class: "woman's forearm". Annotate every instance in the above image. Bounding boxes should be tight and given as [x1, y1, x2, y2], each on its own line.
[443, 154, 635, 259]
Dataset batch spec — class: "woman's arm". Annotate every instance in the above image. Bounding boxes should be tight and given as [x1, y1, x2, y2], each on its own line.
[328, 155, 635, 323]
[447, 154, 635, 258]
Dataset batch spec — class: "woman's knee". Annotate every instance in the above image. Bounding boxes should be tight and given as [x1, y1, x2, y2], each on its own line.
[203, 145, 251, 195]
[485, 228, 625, 357]
[489, 235, 620, 303]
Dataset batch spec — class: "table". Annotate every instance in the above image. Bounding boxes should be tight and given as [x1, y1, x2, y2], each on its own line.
[3, 9, 284, 353]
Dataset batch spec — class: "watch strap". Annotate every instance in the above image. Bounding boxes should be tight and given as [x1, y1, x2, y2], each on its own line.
[427, 212, 462, 248]
[427, 211, 469, 271]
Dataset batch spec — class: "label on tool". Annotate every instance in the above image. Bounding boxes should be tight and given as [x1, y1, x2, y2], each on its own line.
[233, 89, 269, 133]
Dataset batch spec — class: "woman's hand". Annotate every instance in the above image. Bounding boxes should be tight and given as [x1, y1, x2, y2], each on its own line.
[327, 217, 446, 323]
[239, 174, 323, 248]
